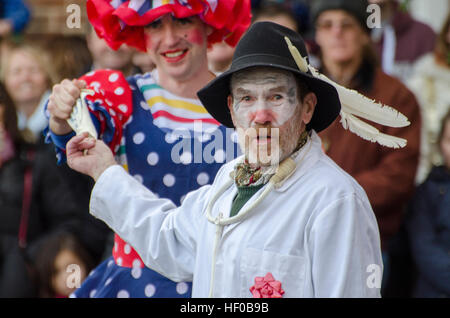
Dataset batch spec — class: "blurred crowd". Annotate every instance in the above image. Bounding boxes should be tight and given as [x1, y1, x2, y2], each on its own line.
[0, 0, 449, 298]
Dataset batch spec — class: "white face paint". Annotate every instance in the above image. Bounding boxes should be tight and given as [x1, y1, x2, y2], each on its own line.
[230, 67, 299, 129]
[230, 67, 304, 167]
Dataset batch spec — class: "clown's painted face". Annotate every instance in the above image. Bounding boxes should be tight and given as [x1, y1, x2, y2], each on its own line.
[228, 67, 314, 166]
[144, 14, 211, 83]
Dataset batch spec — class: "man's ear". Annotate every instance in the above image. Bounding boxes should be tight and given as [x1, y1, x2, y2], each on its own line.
[227, 95, 237, 124]
[301, 92, 317, 125]
[227, 95, 233, 111]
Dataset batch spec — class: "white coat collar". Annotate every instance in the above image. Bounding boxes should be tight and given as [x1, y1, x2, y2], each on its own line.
[274, 130, 323, 193]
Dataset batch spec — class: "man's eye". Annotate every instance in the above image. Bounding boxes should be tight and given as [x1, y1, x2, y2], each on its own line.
[241, 96, 252, 102]
[272, 94, 283, 101]
[175, 18, 192, 25]
[146, 20, 161, 29]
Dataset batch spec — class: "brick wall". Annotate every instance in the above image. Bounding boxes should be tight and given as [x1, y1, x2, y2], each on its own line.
[25, 0, 89, 35]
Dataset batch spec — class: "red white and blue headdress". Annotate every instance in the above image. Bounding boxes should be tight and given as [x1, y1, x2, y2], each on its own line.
[87, 0, 252, 51]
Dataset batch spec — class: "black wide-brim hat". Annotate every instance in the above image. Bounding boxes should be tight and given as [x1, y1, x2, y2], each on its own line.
[197, 21, 341, 132]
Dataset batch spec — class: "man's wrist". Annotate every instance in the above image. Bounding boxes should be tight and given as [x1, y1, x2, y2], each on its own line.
[49, 117, 73, 136]
[93, 162, 119, 182]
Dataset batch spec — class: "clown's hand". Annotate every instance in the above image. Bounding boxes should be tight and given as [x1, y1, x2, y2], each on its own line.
[66, 132, 117, 181]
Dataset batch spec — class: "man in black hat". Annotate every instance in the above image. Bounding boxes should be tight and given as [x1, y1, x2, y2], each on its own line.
[64, 22, 383, 297]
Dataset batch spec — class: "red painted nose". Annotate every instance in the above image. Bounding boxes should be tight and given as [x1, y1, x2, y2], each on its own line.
[252, 109, 275, 125]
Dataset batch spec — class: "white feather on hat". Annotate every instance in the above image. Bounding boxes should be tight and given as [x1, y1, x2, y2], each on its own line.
[285, 37, 410, 149]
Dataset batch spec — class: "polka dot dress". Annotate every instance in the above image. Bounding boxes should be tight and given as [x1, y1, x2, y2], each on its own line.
[71, 70, 240, 298]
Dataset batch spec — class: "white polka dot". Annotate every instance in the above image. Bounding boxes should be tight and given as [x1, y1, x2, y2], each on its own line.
[125, 115, 133, 126]
[85, 71, 95, 76]
[140, 101, 149, 110]
[133, 174, 143, 183]
[109, 73, 119, 82]
[214, 149, 226, 163]
[176, 282, 189, 295]
[144, 284, 156, 297]
[116, 257, 123, 266]
[90, 81, 101, 89]
[163, 174, 176, 187]
[117, 290, 130, 298]
[114, 87, 124, 95]
[105, 277, 113, 286]
[133, 132, 145, 144]
[105, 99, 113, 106]
[109, 108, 116, 116]
[179, 195, 186, 205]
[107, 259, 114, 267]
[132, 259, 142, 268]
[131, 267, 142, 279]
[147, 152, 159, 166]
[114, 242, 118, 252]
[179, 151, 192, 165]
[118, 104, 128, 113]
[89, 289, 97, 298]
[124, 244, 131, 254]
[197, 172, 209, 186]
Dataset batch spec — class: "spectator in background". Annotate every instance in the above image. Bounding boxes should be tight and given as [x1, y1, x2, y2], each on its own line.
[0, 82, 81, 297]
[86, 25, 138, 77]
[0, 0, 31, 37]
[252, 2, 299, 32]
[0, 40, 55, 143]
[207, 41, 235, 75]
[0, 0, 31, 73]
[131, 50, 155, 74]
[1, 38, 110, 267]
[311, 0, 421, 293]
[406, 109, 450, 298]
[41, 34, 111, 265]
[407, 13, 450, 183]
[44, 35, 93, 84]
[251, 2, 320, 67]
[34, 231, 94, 298]
[369, 0, 436, 82]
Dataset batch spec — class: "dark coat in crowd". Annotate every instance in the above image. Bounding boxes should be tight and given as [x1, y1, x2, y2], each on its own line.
[0, 141, 81, 297]
[406, 165, 450, 298]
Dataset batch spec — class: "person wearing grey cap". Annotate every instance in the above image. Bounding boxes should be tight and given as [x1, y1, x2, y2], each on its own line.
[311, 0, 422, 294]
[61, 21, 414, 297]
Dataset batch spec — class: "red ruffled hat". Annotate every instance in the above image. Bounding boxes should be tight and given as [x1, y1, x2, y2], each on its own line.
[87, 0, 252, 52]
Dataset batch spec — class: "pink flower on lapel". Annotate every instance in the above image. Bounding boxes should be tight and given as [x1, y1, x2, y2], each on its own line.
[249, 272, 285, 298]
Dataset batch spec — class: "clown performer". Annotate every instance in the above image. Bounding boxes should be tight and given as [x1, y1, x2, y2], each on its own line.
[65, 22, 413, 297]
[45, 0, 251, 298]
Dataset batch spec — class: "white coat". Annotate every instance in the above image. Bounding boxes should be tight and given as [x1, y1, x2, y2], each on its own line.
[90, 131, 383, 297]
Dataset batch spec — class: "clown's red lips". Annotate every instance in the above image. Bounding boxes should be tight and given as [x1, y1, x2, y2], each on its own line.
[161, 49, 189, 63]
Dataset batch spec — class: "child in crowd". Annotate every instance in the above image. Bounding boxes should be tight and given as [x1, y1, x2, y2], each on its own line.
[34, 231, 94, 298]
[406, 108, 450, 297]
